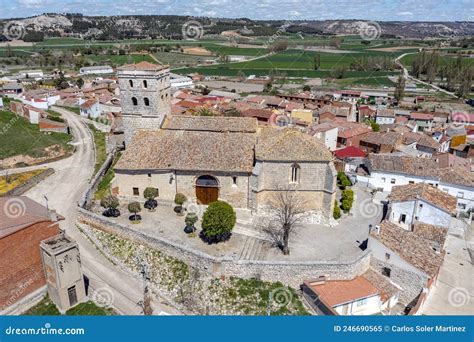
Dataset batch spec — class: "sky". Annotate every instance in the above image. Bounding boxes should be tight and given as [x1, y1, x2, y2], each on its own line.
[0, 0, 473, 21]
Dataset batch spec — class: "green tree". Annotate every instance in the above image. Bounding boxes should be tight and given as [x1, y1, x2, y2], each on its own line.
[394, 74, 405, 102]
[200, 201, 236, 244]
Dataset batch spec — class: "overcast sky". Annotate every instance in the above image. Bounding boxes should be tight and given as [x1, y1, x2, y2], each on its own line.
[1, 0, 473, 21]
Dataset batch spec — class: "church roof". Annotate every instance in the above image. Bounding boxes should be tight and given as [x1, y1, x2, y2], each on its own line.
[118, 61, 168, 71]
[115, 129, 256, 173]
[256, 127, 332, 162]
[162, 115, 257, 133]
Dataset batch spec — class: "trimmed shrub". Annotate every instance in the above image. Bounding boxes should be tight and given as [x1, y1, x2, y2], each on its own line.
[185, 213, 198, 227]
[200, 201, 236, 244]
[100, 195, 119, 209]
[143, 187, 158, 200]
[333, 200, 341, 220]
[341, 189, 354, 213]
[174, 193, 187, 206]
[337, 171, 352, 190]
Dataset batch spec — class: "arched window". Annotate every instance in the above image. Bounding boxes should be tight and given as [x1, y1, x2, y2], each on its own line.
[132, 97, 138, 106]
[143, 80, 148, 88]
[144, 97, 150, 106]
[290, 163, 300, 183]
[129, 80, 134, 88]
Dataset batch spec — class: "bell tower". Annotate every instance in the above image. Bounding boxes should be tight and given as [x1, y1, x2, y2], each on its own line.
[118, 61, 171, 146]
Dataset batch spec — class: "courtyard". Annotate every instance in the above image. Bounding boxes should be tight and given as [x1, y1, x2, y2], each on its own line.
[91, 184, 381, 263]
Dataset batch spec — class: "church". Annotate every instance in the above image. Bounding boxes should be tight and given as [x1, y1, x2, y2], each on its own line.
[112, 62, 337, 223]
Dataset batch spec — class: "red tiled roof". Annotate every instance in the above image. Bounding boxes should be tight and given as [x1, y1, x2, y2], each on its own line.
[410, 112, 434, 121]
[334, 146, 367, 159]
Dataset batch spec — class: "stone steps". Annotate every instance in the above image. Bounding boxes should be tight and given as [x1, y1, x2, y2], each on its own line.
[238, 236, 270, 261]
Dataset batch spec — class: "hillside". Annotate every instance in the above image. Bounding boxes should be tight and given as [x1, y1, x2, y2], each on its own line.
[0, 14, 473, 41]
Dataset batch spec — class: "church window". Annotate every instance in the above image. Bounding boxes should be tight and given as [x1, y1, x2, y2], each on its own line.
[232, 176, 237, 185]
[132, 97, 138, 106]
[129, 80, 134, 87]
[143, 80, 148, 88]
[144, 97, 150, 106]
[290, 163, 300, 183]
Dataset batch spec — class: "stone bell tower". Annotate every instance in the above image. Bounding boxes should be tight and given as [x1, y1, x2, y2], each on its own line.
[118, 61, 171, 147]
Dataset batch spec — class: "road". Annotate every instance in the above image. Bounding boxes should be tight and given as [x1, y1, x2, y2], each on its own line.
[6, 106, 179, 315]
[395, 52, 458, 98]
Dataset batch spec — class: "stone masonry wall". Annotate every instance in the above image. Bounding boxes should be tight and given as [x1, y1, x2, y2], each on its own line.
[370, 258, 426, 305]
[77, 208, 370, 288]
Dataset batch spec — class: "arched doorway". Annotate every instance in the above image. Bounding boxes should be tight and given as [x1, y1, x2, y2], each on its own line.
[195, 175, 219, 205]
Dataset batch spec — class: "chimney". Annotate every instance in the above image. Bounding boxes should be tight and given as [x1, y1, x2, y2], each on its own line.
[48, 210, 58, 222]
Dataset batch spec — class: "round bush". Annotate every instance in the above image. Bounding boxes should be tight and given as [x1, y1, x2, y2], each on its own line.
[200, 201, 236, 244]
[144, 187, 158, 200]
[100, 195, 119, 210]
[174, 193, 187, 206]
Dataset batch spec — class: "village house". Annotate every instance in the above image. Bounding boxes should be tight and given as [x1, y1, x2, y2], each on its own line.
[0, 197, 63, 313]
[336, 123, 372, 148]
[79, 65, 114, 75]
[301, 269, 400, 315]
[387, 183, 457, 230]
[333, 146, 367, 173]
[369, 220, 447, 308]
[79, 99, 101, 118]
[375, 108, 396, 125]
[308, 122, 339, 151]
[359, 131, 403, 154]
[410, 112, 434, 132]
[358, 154, 474, 212]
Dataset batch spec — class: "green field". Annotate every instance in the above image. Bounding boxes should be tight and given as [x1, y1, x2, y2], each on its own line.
[86, 54, 155, 65]
[0, 110, 73, 160]
[153, 51, 210, 67]
[25, 295, 113, 315]
[400, 52, 474, 71]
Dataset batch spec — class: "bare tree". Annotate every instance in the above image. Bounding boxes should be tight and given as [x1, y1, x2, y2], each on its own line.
[264, 188, 307, 255]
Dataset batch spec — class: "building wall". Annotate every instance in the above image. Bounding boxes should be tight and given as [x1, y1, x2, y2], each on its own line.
[0, 221, 59, 310]
[252, 160, 336, 221]
[359, 171, 473, 212]
[119, 68, 171, 145]
[314, 127, 338, 151]
[333, 295, 382, 315]
[113, 170, 250, 208]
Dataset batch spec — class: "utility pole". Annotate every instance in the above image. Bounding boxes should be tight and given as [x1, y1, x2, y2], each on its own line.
[135, 252, 153, 316]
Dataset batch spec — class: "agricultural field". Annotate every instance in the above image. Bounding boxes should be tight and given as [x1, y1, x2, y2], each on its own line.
[400, 52, 474, 71]
[85, 54, 156, 65]
[153, 51, 212, 67]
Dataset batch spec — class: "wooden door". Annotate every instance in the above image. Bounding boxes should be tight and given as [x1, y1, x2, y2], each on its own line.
[196, 186, 219, 205]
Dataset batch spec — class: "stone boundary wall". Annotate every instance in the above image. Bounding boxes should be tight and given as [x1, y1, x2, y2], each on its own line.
[78, 151, 115, 209]
[78, 208, 371, 288]
[5, 168, 55, 196]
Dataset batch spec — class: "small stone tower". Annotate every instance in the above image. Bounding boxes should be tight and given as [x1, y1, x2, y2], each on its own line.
[118, 61, 171, 146]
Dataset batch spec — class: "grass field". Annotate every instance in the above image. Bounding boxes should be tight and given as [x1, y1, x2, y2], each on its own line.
[89, 124, 107, 176]
[153, 51, 210, 67]
[400, 52, 474, 70]
[0, 111, 73, 159]
[25, 295, 113, 315]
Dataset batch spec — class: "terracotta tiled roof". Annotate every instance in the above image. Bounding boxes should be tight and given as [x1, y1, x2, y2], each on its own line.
[162, 115, 257, 133]
[369, 154, 474, 187]
[361, 268, 400, 303]
[360, 132, 402, 146]
[115, 129, 256, 172]
[389, 183, 457, 215]
[334, 146, 367, 159]
[0, 196, 64, 239]
[118, 61, 168, 71]
[256, 127, 332, 162]
[306, 276, 380, 307]
[80, 99, 98, 110]
[371, 221, 446, 277]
